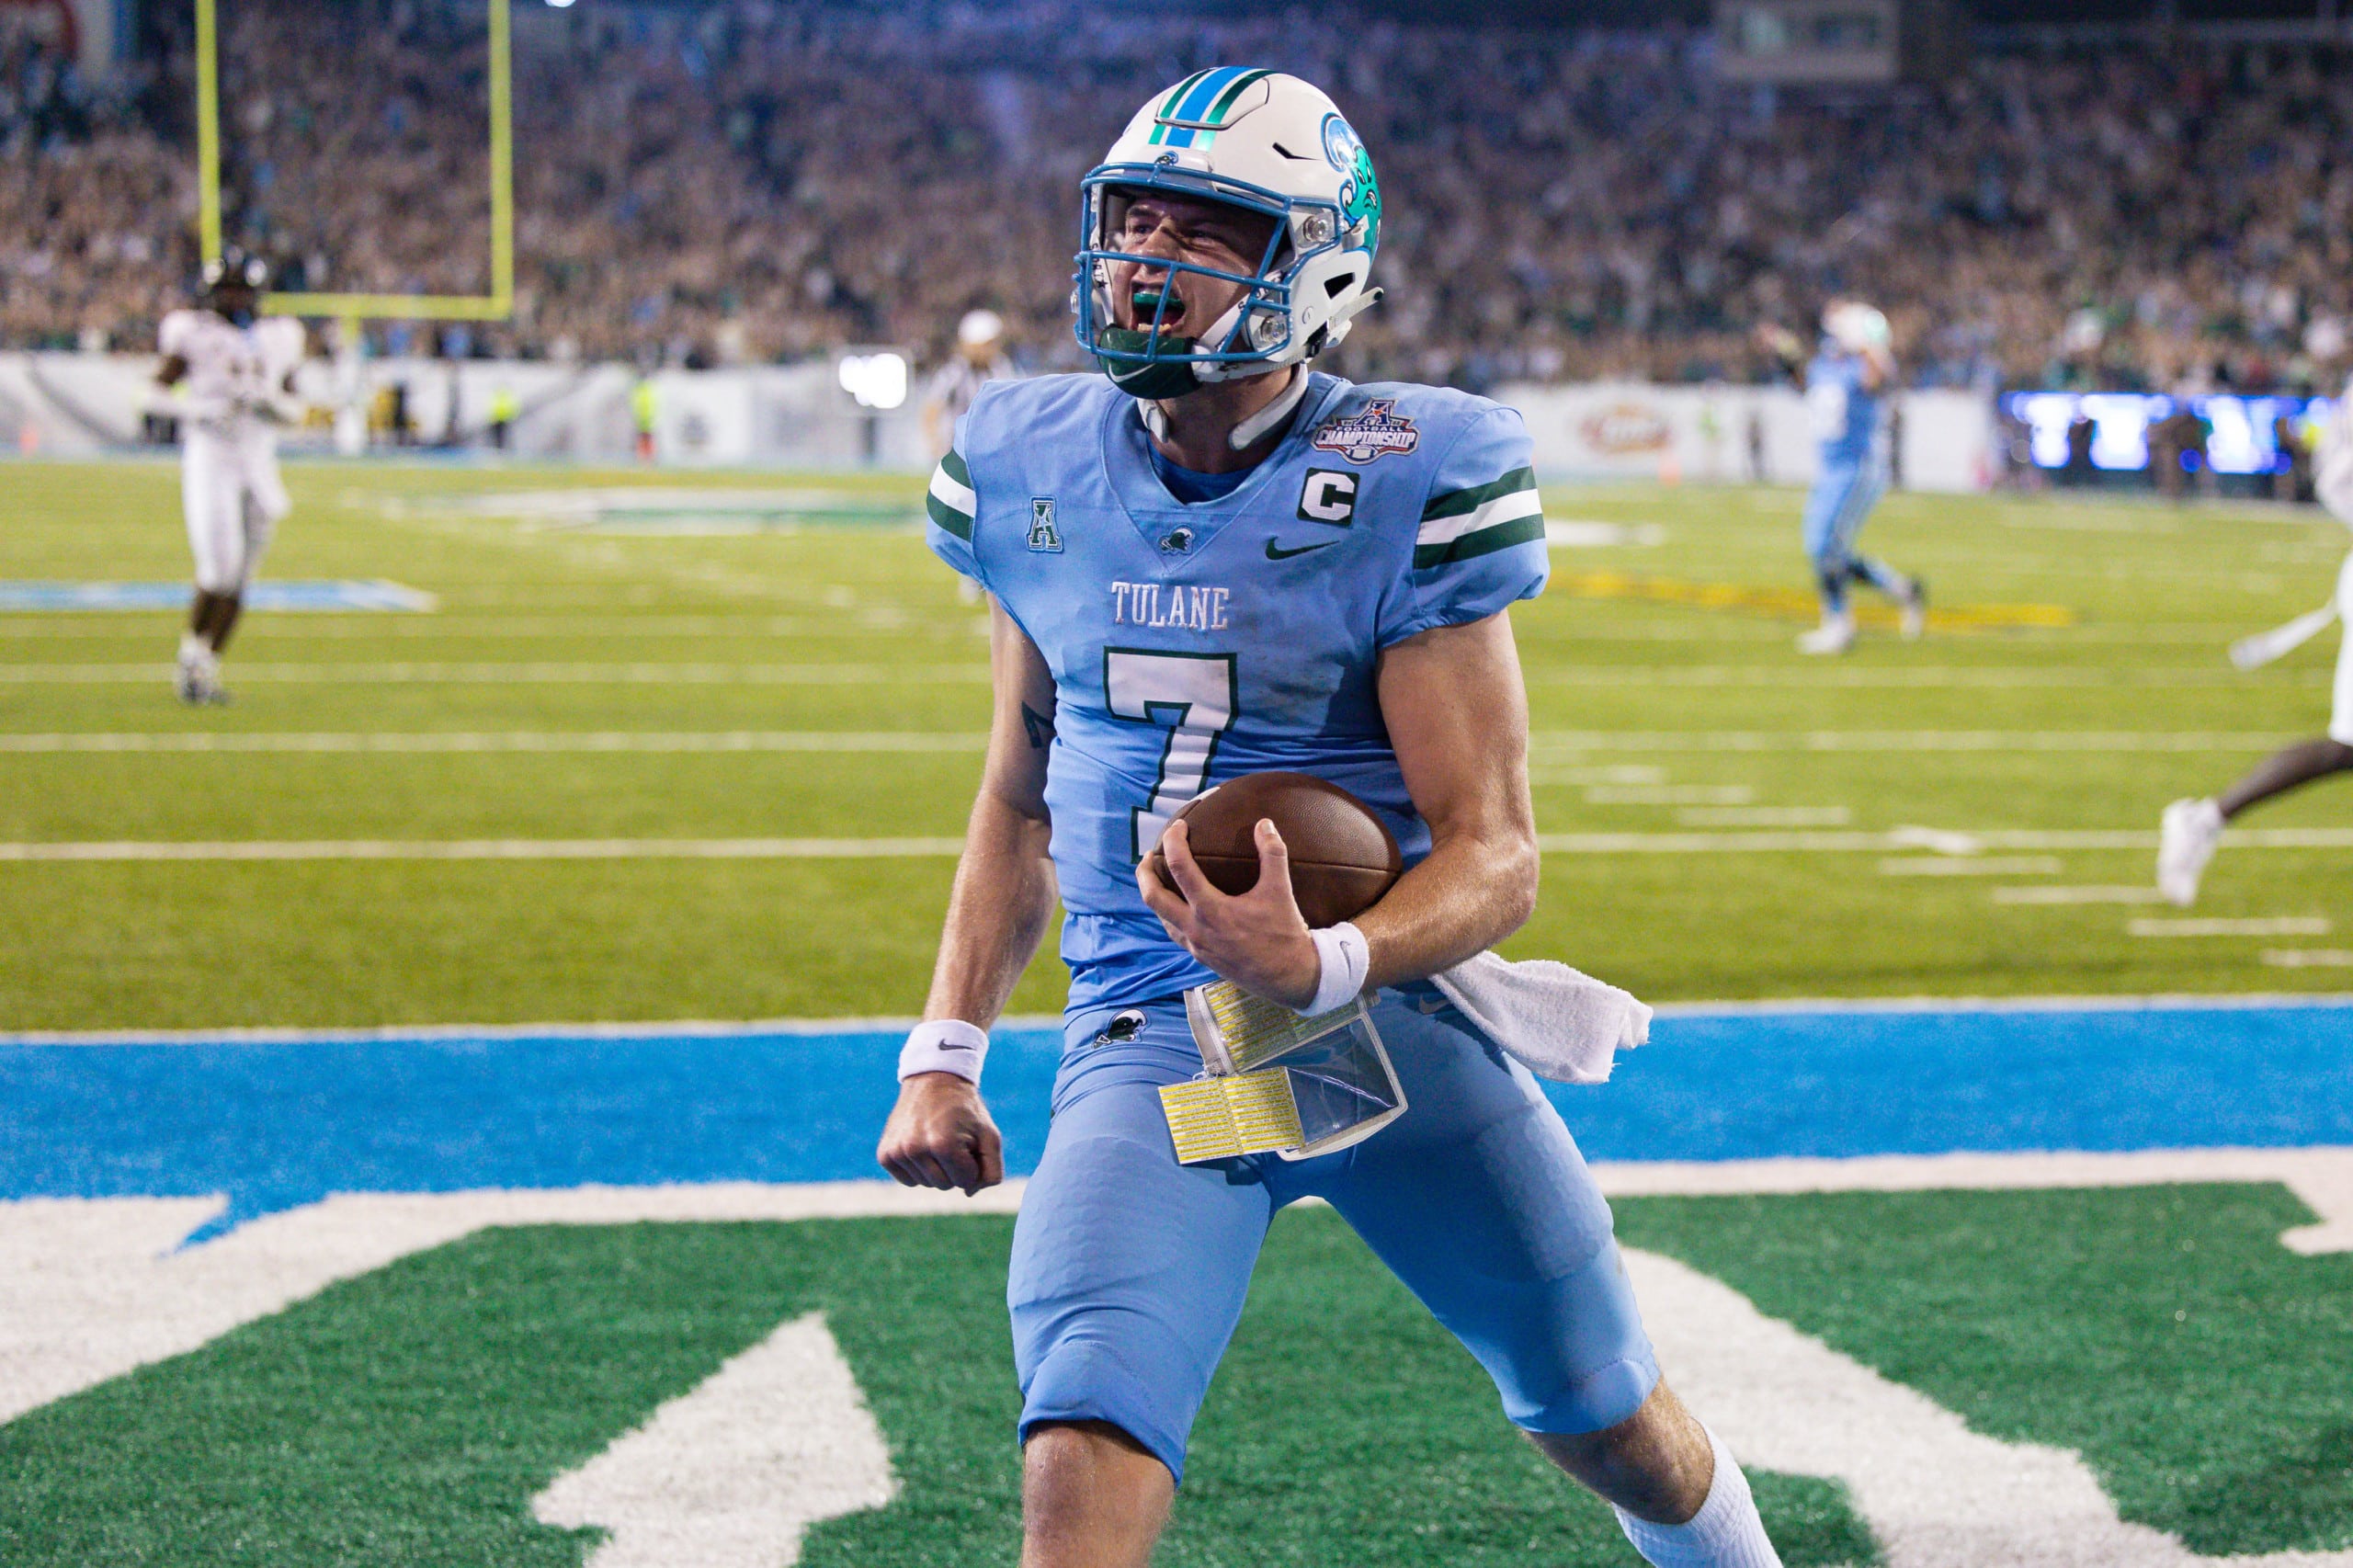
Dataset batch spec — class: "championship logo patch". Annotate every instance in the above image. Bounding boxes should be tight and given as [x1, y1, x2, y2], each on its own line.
[1312, 399, 1420, 464]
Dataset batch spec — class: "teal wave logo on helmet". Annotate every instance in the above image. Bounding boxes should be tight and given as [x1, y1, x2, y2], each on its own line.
[1322, 113, 1381, 256]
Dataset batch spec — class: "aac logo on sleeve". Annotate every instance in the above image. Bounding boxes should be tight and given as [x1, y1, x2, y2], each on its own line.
[1028, 497, 1063, 553]
[1297, 469, 1358, 526]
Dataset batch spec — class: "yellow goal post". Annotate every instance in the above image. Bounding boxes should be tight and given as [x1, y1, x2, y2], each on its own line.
[195, 0, 515, 323]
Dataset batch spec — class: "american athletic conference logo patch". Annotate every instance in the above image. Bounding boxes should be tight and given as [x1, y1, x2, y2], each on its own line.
[1312, 399, 1419, 464]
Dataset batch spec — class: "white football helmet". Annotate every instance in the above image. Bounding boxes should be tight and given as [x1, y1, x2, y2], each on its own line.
[1074, 68, 1382, 399]
[1824, 299, 1891, 354]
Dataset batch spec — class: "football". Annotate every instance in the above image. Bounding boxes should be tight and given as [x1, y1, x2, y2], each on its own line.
[1148, 771, 1404, 927]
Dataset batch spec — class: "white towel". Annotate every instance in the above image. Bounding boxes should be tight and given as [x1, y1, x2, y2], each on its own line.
[1429, 950, 1652, 1085]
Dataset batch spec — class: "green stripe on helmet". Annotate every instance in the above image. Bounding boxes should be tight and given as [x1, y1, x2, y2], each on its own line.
[1204, 67, 1272, 122]
[1151, 71, 1211, 139]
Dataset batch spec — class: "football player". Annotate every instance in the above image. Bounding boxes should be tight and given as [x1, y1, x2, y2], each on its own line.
[154, 249, 305, 704]
[2158, 378, 2353, 904]
[878, 71, 1782, 1568]
[1762, 301, 1926, 654]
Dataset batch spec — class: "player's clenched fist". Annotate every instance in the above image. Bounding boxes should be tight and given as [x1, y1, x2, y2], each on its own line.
[877, 1073, 1005, 1195]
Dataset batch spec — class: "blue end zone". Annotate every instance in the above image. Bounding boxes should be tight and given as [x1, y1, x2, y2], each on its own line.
[0, 581, 437, 612]
[4, 1000, 2348, 1239]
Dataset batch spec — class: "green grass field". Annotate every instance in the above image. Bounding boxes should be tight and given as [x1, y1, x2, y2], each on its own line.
[6, 456, 2353, 1566]
[3, 456, 2348, 1028]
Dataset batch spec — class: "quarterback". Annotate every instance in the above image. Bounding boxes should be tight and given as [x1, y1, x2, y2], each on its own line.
[877, 70, 1781, 1567]
[1763, 301, 1926, 654]
[153, 250, 304, 704]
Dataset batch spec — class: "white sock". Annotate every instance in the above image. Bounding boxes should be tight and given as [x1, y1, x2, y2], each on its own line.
[1613, 1426, 1782, 1568]
[178, 632, 207, 665]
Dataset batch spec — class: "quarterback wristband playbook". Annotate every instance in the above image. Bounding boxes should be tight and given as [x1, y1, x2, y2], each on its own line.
[1159, 978, 1405, 1165]
[898, 1019, 988, 1085]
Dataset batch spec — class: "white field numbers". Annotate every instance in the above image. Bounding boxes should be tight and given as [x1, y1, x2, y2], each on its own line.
[1105, 648, 1237, 858]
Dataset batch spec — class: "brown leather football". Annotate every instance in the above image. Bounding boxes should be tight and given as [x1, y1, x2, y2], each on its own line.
[1147, 771, 1404, 927]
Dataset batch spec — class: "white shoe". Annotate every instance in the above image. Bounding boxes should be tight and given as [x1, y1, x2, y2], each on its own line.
[2157, 797, 2224, 906]
[1797, 614, 1856, 655]
[1900, 576, 1928, 641]
[176, 650, 227, 706]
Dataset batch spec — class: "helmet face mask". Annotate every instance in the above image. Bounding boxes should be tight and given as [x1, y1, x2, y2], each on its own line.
[201, 249, 270, 326]
[1074, 69, 1381, 401]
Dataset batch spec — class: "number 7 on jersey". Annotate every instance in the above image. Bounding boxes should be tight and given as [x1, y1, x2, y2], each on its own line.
[1104, 648, 1238, 861]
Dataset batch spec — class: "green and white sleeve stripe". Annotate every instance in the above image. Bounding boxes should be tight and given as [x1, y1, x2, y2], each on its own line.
[1414, 466, 1543, 568]
[926, 449, 976, 541]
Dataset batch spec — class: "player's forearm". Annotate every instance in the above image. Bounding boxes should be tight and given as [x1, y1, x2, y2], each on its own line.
[1355, 823, 1540, 992]
[921, 790, 1057, 1028]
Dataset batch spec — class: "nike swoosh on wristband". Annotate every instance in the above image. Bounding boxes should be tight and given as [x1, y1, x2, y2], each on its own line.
[1265, 540, 1339, 560]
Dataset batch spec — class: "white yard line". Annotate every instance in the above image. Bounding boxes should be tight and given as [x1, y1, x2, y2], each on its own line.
[1677, 806, 1854, 827]
[1881, 857, 2063, 877]
[1595, 1147, 2353, 1254]
[0, 732, 987, 755]
[2129, 917, 2333, 938]
[2264, 949, 2353, 968]
[0, 663, 987, 685]
[0, 837, 967, 862]
[1526, 666, 2322, 689]
[1584, 785, 1756, 805]
[0, 730, 2305, 756]
[1993, 886, 2169, 905]
[1529, 731, 2301, 754]
[5, 826, 2350, 863]
[0, 665, 2321, 689]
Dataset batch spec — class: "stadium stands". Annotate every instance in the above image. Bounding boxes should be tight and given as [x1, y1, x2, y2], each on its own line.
[7, 0, 2353, 394]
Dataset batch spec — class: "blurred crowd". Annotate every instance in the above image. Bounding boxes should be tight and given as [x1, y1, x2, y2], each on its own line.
[9, 0, 2353, 394]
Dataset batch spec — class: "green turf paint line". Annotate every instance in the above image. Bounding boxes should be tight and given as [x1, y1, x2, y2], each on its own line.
[0, 1211, 1878, 1568]
[1615, 1186, 2353, 1556]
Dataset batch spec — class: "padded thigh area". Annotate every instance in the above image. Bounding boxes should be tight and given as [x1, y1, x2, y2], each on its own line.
[1009, 1016, 1277, 1480]
[1301, 999, 1659, 1434]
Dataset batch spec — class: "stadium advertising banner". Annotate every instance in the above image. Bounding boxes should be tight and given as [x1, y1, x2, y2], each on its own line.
[2004, 391, 2329, 477]
[1501, 381, 1995, 492]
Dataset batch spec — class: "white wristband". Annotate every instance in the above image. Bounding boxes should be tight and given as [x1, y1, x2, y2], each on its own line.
[1304, 922, 1370, 1017]
[898, 1018, 989, 1084]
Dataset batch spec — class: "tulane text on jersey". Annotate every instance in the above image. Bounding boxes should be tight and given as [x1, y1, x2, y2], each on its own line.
[926, 372, 1548, 1017]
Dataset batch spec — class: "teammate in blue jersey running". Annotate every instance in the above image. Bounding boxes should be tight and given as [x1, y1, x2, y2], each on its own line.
[876, 70, 1781, 1568]
[1764, 302, 1927, 654]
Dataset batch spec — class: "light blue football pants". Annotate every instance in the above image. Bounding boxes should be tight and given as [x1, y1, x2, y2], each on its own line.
[1007, 987, 1659, 1483]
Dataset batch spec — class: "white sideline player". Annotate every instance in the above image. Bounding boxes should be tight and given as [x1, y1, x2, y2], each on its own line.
[154, 250, 306, 705]
[2157, 381, 2353, 903]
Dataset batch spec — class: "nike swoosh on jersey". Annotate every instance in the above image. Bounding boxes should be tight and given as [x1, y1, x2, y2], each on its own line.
[1264, 539, 1339, 560]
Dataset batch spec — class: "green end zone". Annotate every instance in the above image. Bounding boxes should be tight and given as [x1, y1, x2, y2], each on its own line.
[6, 1187, 2353, 1564]
[0, 1210, 1876, 1568]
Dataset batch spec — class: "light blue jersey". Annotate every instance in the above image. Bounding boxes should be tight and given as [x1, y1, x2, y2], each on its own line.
[1806, 345, 1883, 471]
[926, 370, 1548, 1017]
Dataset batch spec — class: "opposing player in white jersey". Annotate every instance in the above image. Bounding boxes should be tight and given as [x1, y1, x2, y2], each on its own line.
[2158, 381, 2353, 903]
[154, 251, 305, 704]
